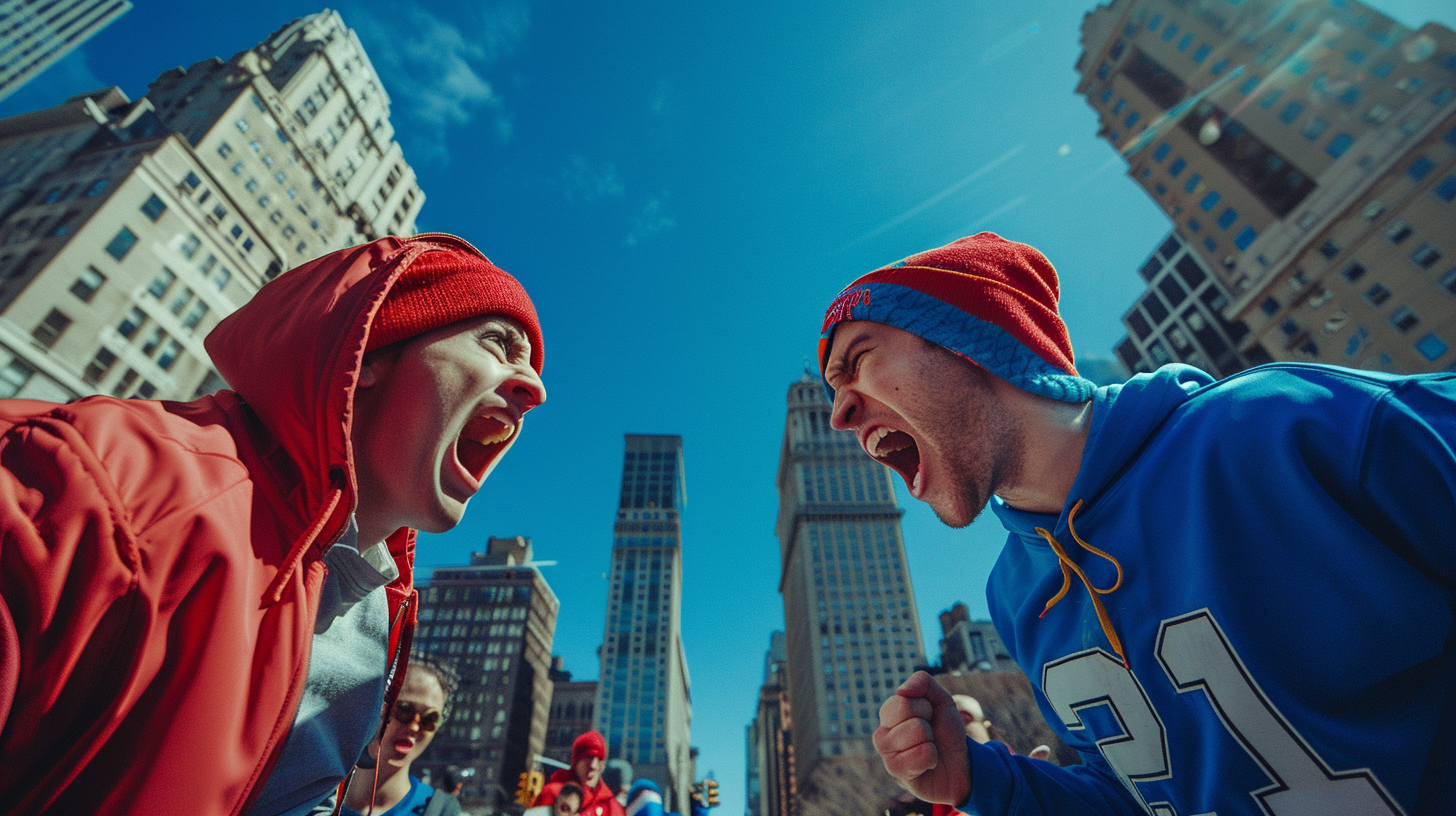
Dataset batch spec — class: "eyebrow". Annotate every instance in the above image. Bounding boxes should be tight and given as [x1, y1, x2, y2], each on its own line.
[824, 330, 871, 383]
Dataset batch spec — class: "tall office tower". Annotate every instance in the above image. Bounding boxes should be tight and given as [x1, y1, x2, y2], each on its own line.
[0, 10, 422, 403]
[0, 0, 131, 104]
[415, 536, 560, 813]
[747, 632, 795, 816]
[146, 10, 424, 268]
[1078, 0, 1456, 375]
[936, 602, 1016, 674]
[595, 434, 694, 812]
[543, 657, 598, 768]
[774, 372, 924, 789]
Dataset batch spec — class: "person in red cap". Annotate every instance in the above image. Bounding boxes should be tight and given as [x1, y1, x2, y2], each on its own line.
[822, 233, 1456, 816]
[0, 234, 546, 815]
[533, 731, 624, 816]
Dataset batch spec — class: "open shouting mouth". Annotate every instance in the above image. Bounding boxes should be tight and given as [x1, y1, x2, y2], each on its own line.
[865, 426, 923, 497]
[456, 413, 517, 484]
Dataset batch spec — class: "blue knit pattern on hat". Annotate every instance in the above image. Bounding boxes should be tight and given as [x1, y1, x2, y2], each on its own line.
[821, 282, 1095, 403]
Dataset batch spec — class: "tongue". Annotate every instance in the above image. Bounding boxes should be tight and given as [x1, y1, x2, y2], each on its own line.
[457, 416, 507, 480]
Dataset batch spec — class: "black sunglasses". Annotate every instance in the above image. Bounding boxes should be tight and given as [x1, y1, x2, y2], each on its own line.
[391, 700, 445, 732]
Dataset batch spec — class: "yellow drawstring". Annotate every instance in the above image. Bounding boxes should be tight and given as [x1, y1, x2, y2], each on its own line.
[1035, 500, 1128, 669]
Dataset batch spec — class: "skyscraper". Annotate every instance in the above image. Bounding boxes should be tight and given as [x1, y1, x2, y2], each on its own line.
[747, 631, 794, 816]
[0, 0, 131, 104]
[415, 536, 560, 813]
[0, 10, 422, 403]
[1077, 0, 1456, 375]
[774, 373, 924, 789]
[595, 434, 694, 811]
[936, 602, 1016, 674]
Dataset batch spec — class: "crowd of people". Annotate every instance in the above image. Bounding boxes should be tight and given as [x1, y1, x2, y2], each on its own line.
[0, 228, 1451, 816]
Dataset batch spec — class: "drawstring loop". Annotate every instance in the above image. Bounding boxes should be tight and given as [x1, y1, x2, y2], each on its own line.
[1035, 500, 1129, 669]
[263, 486, 344, 605]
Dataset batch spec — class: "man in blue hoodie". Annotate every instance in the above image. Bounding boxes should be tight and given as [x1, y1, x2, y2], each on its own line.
[819, 233, 1455, 816]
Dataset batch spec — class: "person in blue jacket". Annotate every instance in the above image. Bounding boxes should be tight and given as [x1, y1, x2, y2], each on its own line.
[818, 232, 1454, 815]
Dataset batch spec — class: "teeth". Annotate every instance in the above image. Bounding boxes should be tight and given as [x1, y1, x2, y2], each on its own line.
[866, 427, 911, 458]
[912, 471, 922, 495]
[464, 419, 515, 445]
[866, 427, 891, 457]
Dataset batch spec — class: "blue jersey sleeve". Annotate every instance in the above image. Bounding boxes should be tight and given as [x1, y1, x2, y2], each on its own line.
[961, 739, 1143, 816]
[1356, 374, 1456, 590]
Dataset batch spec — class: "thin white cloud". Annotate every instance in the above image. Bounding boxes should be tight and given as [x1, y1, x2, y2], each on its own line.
[845, 143, 1026, 249]
[626, 193, 676, 246]
[948, 195, 1030, 239]
[345, 1, 530, 159]
[561, 154, 625, 202]
[980, 22, 1041, 64]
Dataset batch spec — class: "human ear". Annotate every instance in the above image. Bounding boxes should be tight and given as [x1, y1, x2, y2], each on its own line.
[358, 363, 379, 389]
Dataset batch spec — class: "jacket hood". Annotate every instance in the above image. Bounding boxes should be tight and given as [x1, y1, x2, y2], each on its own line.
[203, 233, 493, 561]
[992, 363, 1213, 535]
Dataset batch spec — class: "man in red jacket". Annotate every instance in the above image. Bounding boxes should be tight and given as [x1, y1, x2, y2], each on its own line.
[534, 731, 625, 816]
[0, 234, 546, 815]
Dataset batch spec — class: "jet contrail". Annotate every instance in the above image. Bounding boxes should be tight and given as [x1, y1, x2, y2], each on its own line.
[846, 142, 1027, 249]
[950, 194, 1031, 239]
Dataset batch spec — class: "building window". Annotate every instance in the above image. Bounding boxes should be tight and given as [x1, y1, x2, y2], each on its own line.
[235, 118, 249, 133]
[140, 194, 167, 221]
[177, 233, 200, 259]
[1412, 244, 1443, 270]
[1200, 191, 1220, 211]
[217, 142, 232, 158]
[70, 266, 106, 302]
[86, 179, 109, 197]
[32, 309, 71, 347]
[210, 265, 232, 291]
[1363, 284, 1391, 306]
[157, 339, 184, 371]
[1217, 208, 1238, 229]
[136, 381, 156, 399]
[118, 306, 146, 338]
[1435, 175, 1456, 203]
[1319, 240, 1341, 259]
[1416, 333, 1448, 361]
[1193, 44, 1211, 64]
[105, 227, 138, 261]
[184, 172, 202, 190]
[141, 327, 166, 356]
[1384, 220, 1413, 244]
[1178, 33, 1192, 52]
[1279, 101, 1305, 124]
[1342, 262, 1367, 283]
[1260, 297, 1280, 316]
[0, 358, 34, 398]
[1169, 157, 1186, 177]
[82, 348, 118, 385]
[1235, 227, 1257, 251]
[1301, 117, 1328, 140]
[1389, 307, 1419, 333]
[146, 267, 176, 299]
[1408, 157, 1435, 181]
[1184, 173, 1201, 194]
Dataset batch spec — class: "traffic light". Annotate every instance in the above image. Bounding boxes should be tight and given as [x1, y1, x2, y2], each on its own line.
[515, 772, 533, 805]
[705, 779, 719, 807]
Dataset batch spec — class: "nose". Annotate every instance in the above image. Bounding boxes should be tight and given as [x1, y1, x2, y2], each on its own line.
[829, 387, 858, 430]
[503, 369, 547, 415]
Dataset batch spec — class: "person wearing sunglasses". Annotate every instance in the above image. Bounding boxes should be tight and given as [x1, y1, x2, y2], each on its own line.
[341, 657, 461, 816]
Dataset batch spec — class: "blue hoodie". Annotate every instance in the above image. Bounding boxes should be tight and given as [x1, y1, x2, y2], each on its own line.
[962, 363, 1456, 816]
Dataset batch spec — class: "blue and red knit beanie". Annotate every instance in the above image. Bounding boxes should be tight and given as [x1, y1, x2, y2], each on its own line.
[818, 232, 1094, 403]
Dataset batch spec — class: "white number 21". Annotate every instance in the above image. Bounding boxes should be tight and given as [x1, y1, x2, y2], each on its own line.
[1041, 610, 1405, 816]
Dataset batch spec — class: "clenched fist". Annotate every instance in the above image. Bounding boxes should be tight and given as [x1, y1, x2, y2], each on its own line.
[871, 671, 973, 805]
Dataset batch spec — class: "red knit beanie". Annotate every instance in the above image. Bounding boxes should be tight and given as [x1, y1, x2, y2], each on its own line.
[367, 235, 544, 374]
[572, 730, 607, 763]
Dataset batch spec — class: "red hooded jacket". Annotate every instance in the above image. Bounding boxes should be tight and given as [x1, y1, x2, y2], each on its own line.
[0, 234, 490, 814]
[534, 769, 625, 816]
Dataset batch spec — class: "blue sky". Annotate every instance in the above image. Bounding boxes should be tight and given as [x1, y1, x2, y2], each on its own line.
[7, 1, 1456, 813]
